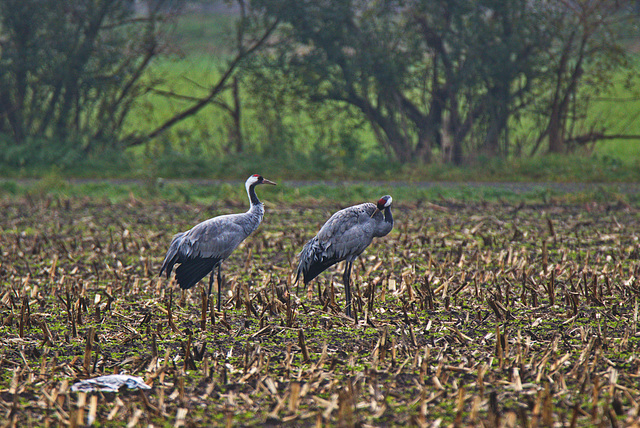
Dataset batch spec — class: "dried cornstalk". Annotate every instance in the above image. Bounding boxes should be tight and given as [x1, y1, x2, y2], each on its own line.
[83, 327, 95, 375]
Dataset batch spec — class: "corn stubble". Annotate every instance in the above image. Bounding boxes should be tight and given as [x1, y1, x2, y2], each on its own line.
[0, 196, 639, 426]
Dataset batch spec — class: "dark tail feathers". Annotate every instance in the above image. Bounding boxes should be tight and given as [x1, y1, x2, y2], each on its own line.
[159, 232, 186, 278]
[160, 232, 219, 290]
[175, 258, 218, 290]
[296, 237, 339, 284]
[298, 258, 338, 284]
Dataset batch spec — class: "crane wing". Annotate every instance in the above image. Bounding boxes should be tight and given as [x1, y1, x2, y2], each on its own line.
[316, 203, 377, 259]
[296, 203, 377, 284]
[159, 214, 253, 290]
[180, 218, 245, 258]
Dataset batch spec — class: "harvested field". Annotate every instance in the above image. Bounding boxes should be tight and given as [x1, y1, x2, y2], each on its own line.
[1, 193, 640, 426]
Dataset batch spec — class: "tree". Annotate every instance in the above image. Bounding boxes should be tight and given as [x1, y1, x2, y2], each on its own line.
[528, 0, 638, 155]
[247, 0, 638, 164]
[0, 0, 278, 159]
[248, 0, 430, 163]
[410, 0, 555, 162]
[124, 0, 280, 152]
[0, 0, 172, 152]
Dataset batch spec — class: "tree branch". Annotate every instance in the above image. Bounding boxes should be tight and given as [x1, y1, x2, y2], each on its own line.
[123, 16, 279, 147]
[568, 133, 640, 146]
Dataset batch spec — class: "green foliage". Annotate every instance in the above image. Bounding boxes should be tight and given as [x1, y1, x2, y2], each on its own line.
[28, 169, 69, 198]
[126, 56, 231, 149]
[131, 7, 640, 175]
[0, 0, 171, 152]
[248, 0, 638, 163]
[0, 180, 17, 195]
[169, 10, 237, 55]
[0, 3, 639, 179]
[589, 56, 640, 160]
[3, 175, 638, 209]
[0, 135, 83, 174]
[0, 134, 134, 178]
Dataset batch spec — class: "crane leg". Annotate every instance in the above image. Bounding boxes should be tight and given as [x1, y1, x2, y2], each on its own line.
[207, 268, 215, 310]
[217, 264, 223, 311]
[207, 268, 215, 297]
[344, 261, 353, 318]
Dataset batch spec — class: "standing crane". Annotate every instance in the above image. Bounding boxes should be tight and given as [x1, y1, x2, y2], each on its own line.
[159, 174, 276, 310]
[295, 195, 393, 317]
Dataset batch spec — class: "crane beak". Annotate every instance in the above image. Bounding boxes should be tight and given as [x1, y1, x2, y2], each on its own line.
[370, 207, 380, 218]
[262, 178, 277, 186]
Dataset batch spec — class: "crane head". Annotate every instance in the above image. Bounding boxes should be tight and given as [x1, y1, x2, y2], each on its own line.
[376, 195, 392, 209]
[247, 174, 277, 187]
[371, 195, 392, 217]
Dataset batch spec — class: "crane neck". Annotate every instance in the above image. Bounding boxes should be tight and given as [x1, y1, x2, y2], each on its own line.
[383, 206, 393, 225]
[246, 182, 262, 207]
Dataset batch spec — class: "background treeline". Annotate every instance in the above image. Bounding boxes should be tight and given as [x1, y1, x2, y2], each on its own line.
[0, 0, 639, 179]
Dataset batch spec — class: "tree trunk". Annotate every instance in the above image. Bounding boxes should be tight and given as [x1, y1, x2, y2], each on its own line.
[230, 76, 243, 153]
[547, 105, 564, 153]
[483, 83, 510, 157]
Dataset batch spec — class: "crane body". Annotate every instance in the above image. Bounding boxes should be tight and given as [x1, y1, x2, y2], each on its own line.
[296, 195, 393, 317]
[160, 175, 276, 310]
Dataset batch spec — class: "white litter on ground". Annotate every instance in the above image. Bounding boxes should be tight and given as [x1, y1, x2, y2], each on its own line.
[71, 374, 151, 392]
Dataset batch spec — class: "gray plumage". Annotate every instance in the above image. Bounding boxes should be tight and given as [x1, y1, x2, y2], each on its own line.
[296, 195, 394, 317]
[160, 175, 276, 310]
